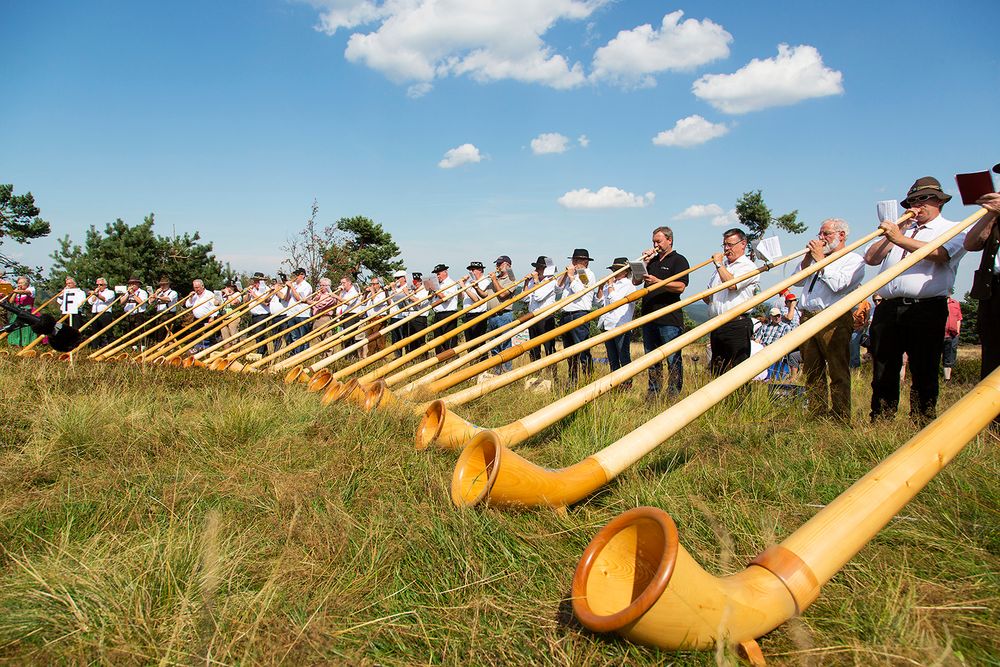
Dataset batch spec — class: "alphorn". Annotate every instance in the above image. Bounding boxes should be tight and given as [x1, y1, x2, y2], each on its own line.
[364, 263, 636, 405]
[416, 237, 828, 450]
[449, 208, 985, 509]
[572, 365, 1000, 658]
[87, 291, 205, 360]
[75, 290, 159, 357]
[159, 287, 269, 363]
[272, 276, 482, 379]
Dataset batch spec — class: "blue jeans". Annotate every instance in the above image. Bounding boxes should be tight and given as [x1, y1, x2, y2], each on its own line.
[849, 330, 864, 368]
[286, 317, 311, 355]
[560, 310, 593, 383]
[642, 322, 683, 394]
[604, 332, 631, 371]
[486, 311, 514, 372]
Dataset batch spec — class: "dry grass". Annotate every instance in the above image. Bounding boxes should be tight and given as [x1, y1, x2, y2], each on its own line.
[0, 351, 996, 665]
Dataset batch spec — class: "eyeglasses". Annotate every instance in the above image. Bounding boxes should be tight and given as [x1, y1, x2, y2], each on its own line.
[818, 230, 840, 237]
[721, 240, 745, 249]
[906, 194, 939, 205]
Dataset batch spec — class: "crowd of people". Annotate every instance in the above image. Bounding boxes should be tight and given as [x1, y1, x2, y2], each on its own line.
[4, 173, 998, 426]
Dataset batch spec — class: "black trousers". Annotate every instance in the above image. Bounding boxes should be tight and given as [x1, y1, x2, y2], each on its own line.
[869, 297, 947, 422]
[560, 310, 593, 382]
[463, 313, 489, 345]
[527, 315, 557, 361]
[979, 274, 1000, 381]
[407, 316, 428, 355]
[709, 315, 752, 376]
[434, 311, 458, 350]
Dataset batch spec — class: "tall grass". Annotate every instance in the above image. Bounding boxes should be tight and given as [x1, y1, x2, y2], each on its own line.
[0, 353, 996, 665]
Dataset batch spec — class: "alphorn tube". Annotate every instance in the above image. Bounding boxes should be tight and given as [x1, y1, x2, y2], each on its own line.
[160, 288, 268, 361]
[368, 263, 638, 406]
[412, 259, 712, 396]
[451, 209, 983, 508]
[572, 366, 1000, 654]
[417, 237, 830, 450]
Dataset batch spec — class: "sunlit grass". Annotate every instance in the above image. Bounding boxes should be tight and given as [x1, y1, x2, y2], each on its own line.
[0, 352, 996, 665]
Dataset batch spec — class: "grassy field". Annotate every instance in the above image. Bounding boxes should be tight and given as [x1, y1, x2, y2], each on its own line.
[0, 350, 997, 665]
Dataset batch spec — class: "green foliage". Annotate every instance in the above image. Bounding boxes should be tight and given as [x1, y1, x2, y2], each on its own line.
[959, 291, 979, 345]
[734, 190, 806, 244]
[281, 199, 343, 281]
[0, 184, 51, 276]
[48, 214, 226, 291]
[330, 215, 403, 282]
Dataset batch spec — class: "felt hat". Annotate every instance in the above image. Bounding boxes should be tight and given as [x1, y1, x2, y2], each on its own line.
[432, 264, 449, 274]
[467, 261, 485, 271]
[607, 256, 629, 270]
[901, 176, 951, 208]
[568, 248, 595, 261]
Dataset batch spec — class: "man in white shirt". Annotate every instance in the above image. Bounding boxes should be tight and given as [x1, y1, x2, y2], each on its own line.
[557, 248, 597, 385]
[386, 270, 411, 354]
[462, 261, 491, 344]
[58, 276, 87, 329]
[430, 264, 463, 351]
[796, 218, 866, 421]
[268, 273, 290, 353]
[87, 277, 116, 346]
[864, 176, 967, 424]
[120, 276, 149, 337]
[406, 272, 429, 355]
[246, 272, 271, 353]
[523, 256, 557, 362]
[597, 257, 637, 374]
[484, 255, 517, 372]
[184, 279, 220, 347]
[703, 228, 760, 375]
[285, 268, 313, 354]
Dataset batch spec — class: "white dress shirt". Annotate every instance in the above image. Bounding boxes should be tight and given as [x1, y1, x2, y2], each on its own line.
[797, 251, 866, 313]
[249, 283, 270, 315]
[186, 290, 218, 319]
[707, 255, 759, 317]
[269, 285, 289, 317]
[388, 284, 410, 318]
[88, 288, 116, 313]
[875, 215, 967, 300]
[598, 278, 637, 331]
[336, 285, 360, 316]
[434, 280, 461, 312]
[558, 268, 596, 313]
[464, 276, 491, 313]
[59, 288, 87, 315]
[154, 288, 179, 313]
[287, 280, 313, 319]
[523, 270, 556, 313]
[123, 288, 149, 314]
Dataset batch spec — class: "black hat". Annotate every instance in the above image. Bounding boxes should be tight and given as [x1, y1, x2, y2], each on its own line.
[467, 261, 485, 271]
[412, 272, 423, 279]
[532, 255, 549, 268]
[494, 255, 512, 265]
[293, 267, 306, 276]
[568, 248, 595, 261]
[993, 163, 1000, 174]
[607, 256, 629, 270]
[252, 271, 265, 279]
[901, 176, 952, 208]
[432, 264, 449, 273]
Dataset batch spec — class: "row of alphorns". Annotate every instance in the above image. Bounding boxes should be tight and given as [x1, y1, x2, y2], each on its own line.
[6, 204, 999, 662]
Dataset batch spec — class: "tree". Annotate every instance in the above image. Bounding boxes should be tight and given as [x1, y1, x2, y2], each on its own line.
[281, 199, 344, 280]
[959, 291, 979, 345]
[734, 191, 806, 246]
[0, 184, 51, 277]
[48, 214, 226, 292]
[329, 216, 403, 281]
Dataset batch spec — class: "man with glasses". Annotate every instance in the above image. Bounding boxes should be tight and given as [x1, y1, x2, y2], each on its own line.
[703, 228, 759, 375]
[86, 277, 116, 347]
[796, 218, 866, 421]
[864, 176, 967, 424]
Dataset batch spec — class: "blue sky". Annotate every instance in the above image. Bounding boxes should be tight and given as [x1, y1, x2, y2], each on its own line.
[3, 0, 998, 299]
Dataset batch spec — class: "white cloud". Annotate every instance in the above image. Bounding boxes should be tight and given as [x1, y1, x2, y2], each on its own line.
[590, 10, 731, 87]
[711, 208, 739, 227]
[558, 186, 654, 209]
[407, 82, 433, 98]
[577, 134, 589, 147]
[693, 44, 844, 114]
[653, 115, 728, 148]
[310, 0, 602, 91]
[530, 132, 570, 155]
[673, 203, 725, 220]
[438, 143, 482, 169]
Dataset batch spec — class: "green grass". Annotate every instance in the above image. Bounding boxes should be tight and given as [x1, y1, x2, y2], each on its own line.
[0, 353, 996, 665]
